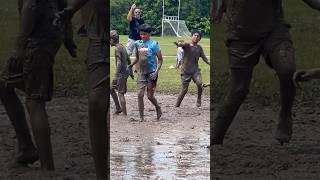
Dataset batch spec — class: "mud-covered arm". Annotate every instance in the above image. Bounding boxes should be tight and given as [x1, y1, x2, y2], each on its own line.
[303, 0, 320, 10]
[173, 42, 190, 48]
[114, 48, 122, 78]
[128, 47, 139, 67]
[149, 51, 163, 80]
[54, 0, 90, 24]
[293, 68, 320, 87]
[200, 46, 210, 65]
[14, 0, 36, 58]
[58, 0, 77, 58]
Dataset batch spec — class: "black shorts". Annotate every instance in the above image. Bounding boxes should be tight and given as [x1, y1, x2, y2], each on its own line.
[227, 22, 294, 70]
[0, 48, 55, 101]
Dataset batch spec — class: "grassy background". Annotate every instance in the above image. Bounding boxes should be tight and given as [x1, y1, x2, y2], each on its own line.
[110, 35, 210, 95]
[0, 1, 210, 96]
[212, 0, 320, 104]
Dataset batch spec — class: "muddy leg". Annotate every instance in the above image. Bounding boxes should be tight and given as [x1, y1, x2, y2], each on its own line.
[147, 89, 162, 119]
[118, 93, 127, 115]
[26, 99, 54, 170]
[88, 84, 108, 180]
[270, 41, 296, 144]
[0, 86, 38, 164]
[110, 85, 121, 114]
[212, 68, 253, 144]
[194, 72, 203, 107]
[176, 83, 189, 107]
[138, 87, 145, 121]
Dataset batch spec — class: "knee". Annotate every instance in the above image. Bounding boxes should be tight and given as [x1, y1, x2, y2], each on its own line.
[273, 42, 296, 77]
[146, 91, 154, 100]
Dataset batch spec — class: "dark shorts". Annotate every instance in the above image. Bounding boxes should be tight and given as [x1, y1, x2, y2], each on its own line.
[112, 75, 128, 94]
[138, 72, 158, 90]
[226, 22, 294, 70]
[181, 69, 202, 86]
[87, 39, 109, 91]
[0, 48, 55, 101]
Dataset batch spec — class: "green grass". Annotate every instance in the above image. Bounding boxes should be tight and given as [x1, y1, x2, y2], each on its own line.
[0, 1, 210, 96]
[110, 35, 210, 95]
[213, 0, 320, 103]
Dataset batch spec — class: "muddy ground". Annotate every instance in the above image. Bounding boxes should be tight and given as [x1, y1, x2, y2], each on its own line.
[0, 92, 210, 179]
[110, 92, 210, 179]
[212, 98, 320, 180]
[0, 96, 96, 180]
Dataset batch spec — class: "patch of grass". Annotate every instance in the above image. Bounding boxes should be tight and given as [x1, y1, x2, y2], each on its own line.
[213, 0, 320, 103]
[110, 35, 210, 95]
[0, 2, 210, 96]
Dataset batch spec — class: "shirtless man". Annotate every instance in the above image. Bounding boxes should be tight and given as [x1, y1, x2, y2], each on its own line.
[211, 0, 320, 145]
[110, 30, 133, 115]
[175, 30, 210, 107]
[55, 0, 108, 179]
[0, 0, 76, 169]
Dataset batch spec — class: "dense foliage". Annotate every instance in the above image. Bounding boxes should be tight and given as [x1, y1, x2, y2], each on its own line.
[110, 0, 211, 37]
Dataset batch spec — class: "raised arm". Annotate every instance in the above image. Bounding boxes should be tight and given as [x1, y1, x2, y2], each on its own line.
[173, 41, 190, 48]
[303, 0, 320, 10]
[127, 3, 136, 21]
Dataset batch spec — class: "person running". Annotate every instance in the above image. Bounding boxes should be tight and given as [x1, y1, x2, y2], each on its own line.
[175, 30, 210, 108]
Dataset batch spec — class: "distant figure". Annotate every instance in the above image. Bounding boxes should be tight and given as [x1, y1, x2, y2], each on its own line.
[126, 2, 145, 56]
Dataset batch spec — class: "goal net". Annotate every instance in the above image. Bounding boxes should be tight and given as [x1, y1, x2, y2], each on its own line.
[162, 15, 191, 37]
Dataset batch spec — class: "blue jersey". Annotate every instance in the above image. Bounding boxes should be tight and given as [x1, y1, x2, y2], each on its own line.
[135, 39, 161, 74]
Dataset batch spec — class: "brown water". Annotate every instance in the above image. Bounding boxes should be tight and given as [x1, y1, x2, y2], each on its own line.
[110, 93, 210, 179]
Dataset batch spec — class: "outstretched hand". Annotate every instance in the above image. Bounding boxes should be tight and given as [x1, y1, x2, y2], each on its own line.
[53, 8, 74, 27]
[293, 69, 320, 87]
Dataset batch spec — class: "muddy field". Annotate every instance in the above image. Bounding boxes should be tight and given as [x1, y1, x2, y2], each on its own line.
[110, 92, 210, 179]
[0, 95, 97, 180]
[212, 98, 320, 180]
[0, 92, 210, 179]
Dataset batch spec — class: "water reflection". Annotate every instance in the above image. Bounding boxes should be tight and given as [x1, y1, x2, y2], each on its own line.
[111, 126, 209, 179]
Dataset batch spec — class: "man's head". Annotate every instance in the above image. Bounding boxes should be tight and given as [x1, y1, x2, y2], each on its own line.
[133, 8, 141, 19]
[191, 30, 202, 44]
[139, 24, 152, 41]
[110, 30, 119, 46]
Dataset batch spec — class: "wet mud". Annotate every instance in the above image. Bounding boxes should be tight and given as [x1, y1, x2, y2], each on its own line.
[110, 92, 210, 179]
[212, 98, 320, 180]
[0, 92, 210, 179]
[0, 96, 96, 180]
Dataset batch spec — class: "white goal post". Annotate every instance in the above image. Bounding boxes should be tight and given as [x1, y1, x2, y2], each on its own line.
[161, 0, 191, 37]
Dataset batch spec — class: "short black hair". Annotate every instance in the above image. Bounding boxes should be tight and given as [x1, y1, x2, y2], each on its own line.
[139, 24, 152, 33]
[191, 30, 202, 39]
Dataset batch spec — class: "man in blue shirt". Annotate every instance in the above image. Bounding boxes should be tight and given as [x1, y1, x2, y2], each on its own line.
[129, 24, 163, 121]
